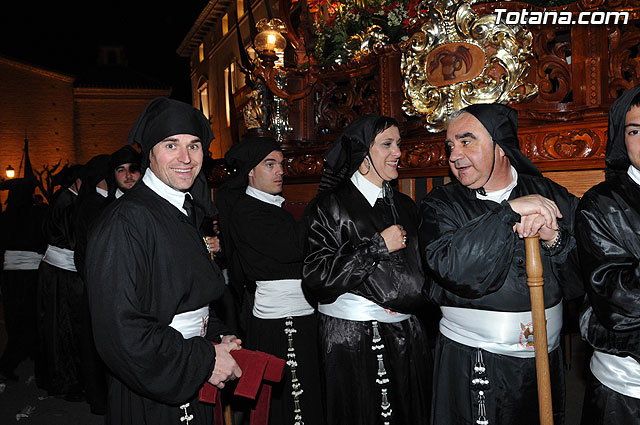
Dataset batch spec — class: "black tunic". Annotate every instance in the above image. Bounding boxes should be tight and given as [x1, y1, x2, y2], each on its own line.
[73, 190, 112, 414]
[228, 193, 323, 425]
[36, 187, 84, 396]
[576, 173, 640, 424]
[85, 182, 231, 425]
[0, 196, 47, 378]
[419, 173, 582, 425]
[303, 181, 431, 425]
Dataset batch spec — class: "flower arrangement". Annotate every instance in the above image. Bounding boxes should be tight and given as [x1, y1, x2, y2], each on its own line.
[311, 0, 419, 67]
[310, 0, 577, 68]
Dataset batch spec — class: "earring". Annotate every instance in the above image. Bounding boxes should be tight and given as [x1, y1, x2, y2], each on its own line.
[360, 157, 371, 175]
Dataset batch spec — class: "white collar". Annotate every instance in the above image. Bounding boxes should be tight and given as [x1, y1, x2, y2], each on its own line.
[142, 169, 190, 216]
[628, 165, 640, 187]
[245, 185, 285, 207]
[95, 187, 109, 198]
[351, 171, 383, 207]
[476, 166, 518, 203]
[115, 188, 125, 199]
[68, 187, 78, 196]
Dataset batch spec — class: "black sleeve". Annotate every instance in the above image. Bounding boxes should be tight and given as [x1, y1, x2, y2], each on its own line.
[302, 197, 389, 303]
[576, 194, 640, 332]
[419, 197, 520, 299]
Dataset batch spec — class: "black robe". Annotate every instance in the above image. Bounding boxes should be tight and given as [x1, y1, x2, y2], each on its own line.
[576, 173, 640, 424]
[228, 193, 323, 425]
[36, 187, 84, 396]
[303, 181, 431, 425]
[0, 198, 47, 379]
[419, 173, 582, 425]
[85, 182, 231, 425]
[73, 190, 112, 414]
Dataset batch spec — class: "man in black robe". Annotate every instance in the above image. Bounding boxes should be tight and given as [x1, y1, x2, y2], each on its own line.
[72, 153, 113, 415]
[85, 98, 242, 425]
[576, 85, 640, 424]
[419, 104, 583, 425]
[0, 175, 47, 381]
[217, 137, 323, 425]
[36, 164, 85, 399]
[110, 145, 141, 198]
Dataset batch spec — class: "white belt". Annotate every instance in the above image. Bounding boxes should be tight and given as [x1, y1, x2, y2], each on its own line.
[253, 279, 314, 319]
[439, 302, 563, 358]
[591, 350, 640, 399]
[318, 292, 411, 323]
[42, 245, 76, 272]
[169, 305, 210, 339]
[3, 250, 43, 270]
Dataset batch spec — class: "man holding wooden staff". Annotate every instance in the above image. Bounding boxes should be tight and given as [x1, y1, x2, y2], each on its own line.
[419, 103, 583, 425]
[576, 85, 640, 424]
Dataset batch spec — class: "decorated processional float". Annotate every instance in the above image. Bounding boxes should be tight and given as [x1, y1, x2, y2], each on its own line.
[207, 0, 640, 196]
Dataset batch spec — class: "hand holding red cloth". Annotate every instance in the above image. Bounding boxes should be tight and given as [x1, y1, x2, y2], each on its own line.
[199, 346, 285, 425]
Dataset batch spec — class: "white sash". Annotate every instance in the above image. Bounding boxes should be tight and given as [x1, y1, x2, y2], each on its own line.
[42, 244, 76, 272]
[169, 305, 210, 339]
[439, 302, 563, 358]
[591, 350, 640, 399]
[3, 250, 43, 270]
[318, 292, 411, 323]
[253, 279, 314, 319]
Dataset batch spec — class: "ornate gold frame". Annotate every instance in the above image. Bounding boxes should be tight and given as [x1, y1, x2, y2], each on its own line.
[401, 0, 538, 132]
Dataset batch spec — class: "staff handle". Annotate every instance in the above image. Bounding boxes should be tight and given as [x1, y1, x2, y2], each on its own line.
[525, 234, 554, 425]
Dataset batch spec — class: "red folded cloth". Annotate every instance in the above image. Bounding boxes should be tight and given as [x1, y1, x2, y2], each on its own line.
[199, 346, 285, 425]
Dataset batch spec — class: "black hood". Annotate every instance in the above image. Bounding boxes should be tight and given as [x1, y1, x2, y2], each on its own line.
[605, 85, 640, 180]
[462, 103, 542, 177]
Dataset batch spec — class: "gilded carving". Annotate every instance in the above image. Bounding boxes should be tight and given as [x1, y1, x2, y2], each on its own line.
[401, 0, 537, 132]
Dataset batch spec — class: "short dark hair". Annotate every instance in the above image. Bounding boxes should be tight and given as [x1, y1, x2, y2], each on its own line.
[370, 116, 399, 146]
[631, 91, 640, 109]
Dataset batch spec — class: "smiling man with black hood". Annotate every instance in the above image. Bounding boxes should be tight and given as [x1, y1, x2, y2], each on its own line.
[419, 103, 583, 425]
[85, 98, 241, 425]
[576, 85, 640, 424]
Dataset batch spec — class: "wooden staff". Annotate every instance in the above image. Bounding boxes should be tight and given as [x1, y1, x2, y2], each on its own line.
[524, 235, 554, 425]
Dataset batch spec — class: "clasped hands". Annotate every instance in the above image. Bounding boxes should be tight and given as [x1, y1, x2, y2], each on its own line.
[508, 195, 561, 245]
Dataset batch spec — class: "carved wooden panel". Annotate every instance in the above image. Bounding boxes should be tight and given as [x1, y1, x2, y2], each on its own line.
[520, 128, 606, 161]
[608, 22, 640, 98]
[313, 72, 380, 136]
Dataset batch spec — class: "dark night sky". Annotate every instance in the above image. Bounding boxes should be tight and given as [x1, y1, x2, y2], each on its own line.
[0, 2, 208, 102]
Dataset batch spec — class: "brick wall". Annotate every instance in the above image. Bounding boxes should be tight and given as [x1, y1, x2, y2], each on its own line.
[0, 56, 172, 197]
[0, 58, 76, 176]
[73, 89, 170, 163]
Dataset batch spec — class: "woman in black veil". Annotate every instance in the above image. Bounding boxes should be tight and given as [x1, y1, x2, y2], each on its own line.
[302, 114, 432, 425]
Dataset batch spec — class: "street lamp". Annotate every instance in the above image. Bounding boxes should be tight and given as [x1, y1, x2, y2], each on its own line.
[254, 18, 287, 69]
[5, 165, 15, 179]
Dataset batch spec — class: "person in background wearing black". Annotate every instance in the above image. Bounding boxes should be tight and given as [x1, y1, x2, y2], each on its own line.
[37, 161, 85, 400]
[217, 136, 324, 425]
[0, 168, 47, 381]
[576, 85, 640, 424]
